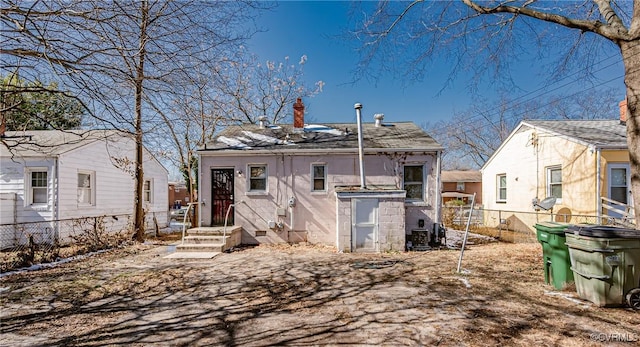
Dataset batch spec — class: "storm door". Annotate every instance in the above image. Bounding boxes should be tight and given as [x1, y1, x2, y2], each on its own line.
[212, 168, 234, 226]
[607, 164, 632, 218]
[352, 198, 379, 252]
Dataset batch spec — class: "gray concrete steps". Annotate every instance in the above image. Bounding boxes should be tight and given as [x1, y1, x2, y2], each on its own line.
[172, 226, 242, 254]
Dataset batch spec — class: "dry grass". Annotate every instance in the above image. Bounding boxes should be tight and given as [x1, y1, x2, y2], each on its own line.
[1, 241, 639, 346]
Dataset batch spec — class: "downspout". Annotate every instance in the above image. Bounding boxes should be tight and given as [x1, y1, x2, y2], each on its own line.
[53, 157, 59, 243]
[596, 147, 602, 224]
[354, 103, 366, 189]
[198, 151, 202, 228]
[435, 150, 442, 225]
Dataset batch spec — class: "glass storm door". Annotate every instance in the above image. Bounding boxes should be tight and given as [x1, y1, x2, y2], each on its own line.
[352, 198, 378, 252]
[212, 168, 234, 226]
[607, 164, 631, 218]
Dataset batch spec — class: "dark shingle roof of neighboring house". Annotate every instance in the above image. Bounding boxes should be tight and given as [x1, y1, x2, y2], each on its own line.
[522, 120, 627, 148]
[200, 122, 443, 153]
[441, 170, 481, 183]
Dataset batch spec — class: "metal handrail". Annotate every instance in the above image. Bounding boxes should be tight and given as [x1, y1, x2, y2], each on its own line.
[223, 203, 235, 242]
[181, 202, 199, 245]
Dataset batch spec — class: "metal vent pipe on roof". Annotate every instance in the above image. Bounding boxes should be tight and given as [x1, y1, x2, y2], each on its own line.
[354, 103, 366, 189]
[374, 113, 384, 127]
[258, 116, 267, 129]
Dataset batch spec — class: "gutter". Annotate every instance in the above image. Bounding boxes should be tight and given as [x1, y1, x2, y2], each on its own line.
[434, 150, 442, 225]
[53, 157, 60, 242]
[596, 147, 602, 224]
[197, 147, 444, 156]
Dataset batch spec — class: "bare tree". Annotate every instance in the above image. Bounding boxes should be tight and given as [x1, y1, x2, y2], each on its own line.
[430, 88, 620, 169]
[149, 50, 324, 219]
[216, 50, 325, 125]
[353, 1, 640, 227]
[2, 0, 267, 240]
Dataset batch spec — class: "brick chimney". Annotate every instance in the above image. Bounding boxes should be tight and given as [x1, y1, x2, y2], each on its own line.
[619, 98, 627, 124]
[293, 98, 304, 128]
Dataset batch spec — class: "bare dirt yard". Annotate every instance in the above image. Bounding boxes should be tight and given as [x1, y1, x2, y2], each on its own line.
[1, 233, 639, 346]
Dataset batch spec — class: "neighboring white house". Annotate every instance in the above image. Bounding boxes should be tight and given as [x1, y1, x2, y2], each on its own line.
[197, 99, 445, 252]
[0, 130, 169, 246]
[481, 112, 632, 231]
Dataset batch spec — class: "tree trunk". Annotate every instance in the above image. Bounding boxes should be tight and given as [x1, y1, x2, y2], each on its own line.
[133, 0, 149, 242]
[619, 40, 640, 229]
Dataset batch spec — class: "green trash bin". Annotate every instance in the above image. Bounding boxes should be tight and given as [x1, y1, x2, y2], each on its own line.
[565, 225, 640, 308]
[535, 222, 572, 290]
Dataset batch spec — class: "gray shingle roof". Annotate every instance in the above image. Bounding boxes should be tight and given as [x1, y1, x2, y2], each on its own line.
[523, 120, 627, 148]
[1, 130, 126, 157]
[201, 122, 443, 152]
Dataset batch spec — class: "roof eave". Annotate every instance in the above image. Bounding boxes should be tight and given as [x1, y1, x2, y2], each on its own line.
[198, 147, 444, 156]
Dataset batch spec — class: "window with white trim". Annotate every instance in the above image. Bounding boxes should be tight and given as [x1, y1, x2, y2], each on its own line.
[249, 165, 267, 191]
[403, 165, 424, 200]
[311, 163, 327, 192]
[497, 174, 507, 202]
[144, 180, 152, 203]
[77, 171, 95, 206]
[547, 166, 562, 200]
[456, 182, 465, 191]
[27, 169, 48, 206]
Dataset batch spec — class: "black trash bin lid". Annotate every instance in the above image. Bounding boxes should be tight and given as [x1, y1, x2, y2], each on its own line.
[566, 225, 640, 239]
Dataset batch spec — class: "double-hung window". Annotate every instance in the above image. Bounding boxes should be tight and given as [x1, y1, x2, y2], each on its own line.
[311, 164, 327, 192]
[249, 165, 267, 192]
[30, 170, 48, 205]
[77, 171, 95, 206]
[497, 174, 507, 202]
[144, 180, 152, 203]
[403, 165, 424, 201]
[547, 166, 562, 201]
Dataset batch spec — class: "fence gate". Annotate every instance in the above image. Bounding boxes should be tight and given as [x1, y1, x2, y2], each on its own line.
[0, 193, 16, 249]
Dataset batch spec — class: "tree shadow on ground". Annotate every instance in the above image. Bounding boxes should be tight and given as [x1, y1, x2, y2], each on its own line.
[1, 244, 639, 346]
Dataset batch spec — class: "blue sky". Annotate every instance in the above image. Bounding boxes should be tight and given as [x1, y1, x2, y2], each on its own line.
[247, 1, 626, 126]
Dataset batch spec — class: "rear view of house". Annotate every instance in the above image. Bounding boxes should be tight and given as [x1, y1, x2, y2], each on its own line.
[197, 99, 444, 252]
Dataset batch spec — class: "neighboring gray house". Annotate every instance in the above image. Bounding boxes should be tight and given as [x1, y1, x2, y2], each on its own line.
[0, 130, 169, 247]
[197, 99, 444, 252]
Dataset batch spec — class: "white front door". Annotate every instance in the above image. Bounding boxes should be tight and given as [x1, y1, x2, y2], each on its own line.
[607, 163, 632, 217]
[352, 198, 378, 252]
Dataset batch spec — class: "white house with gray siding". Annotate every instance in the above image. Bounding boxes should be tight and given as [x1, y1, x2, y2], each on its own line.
[0, 130, 168, 247]
[197, 99, 444, 252]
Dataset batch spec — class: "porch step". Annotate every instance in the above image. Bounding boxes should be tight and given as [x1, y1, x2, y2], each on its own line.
[175, 243, 225, 253]
[183, 235, 228, 244]
[170, 225, 242, 254]
[186, 226, 242, 236]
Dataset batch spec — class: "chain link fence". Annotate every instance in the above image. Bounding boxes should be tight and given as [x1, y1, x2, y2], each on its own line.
[442, 205, 630, 243]
[1, 214, 134, 273]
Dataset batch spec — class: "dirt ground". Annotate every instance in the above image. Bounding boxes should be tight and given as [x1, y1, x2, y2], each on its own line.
[1, 233, 639, 346]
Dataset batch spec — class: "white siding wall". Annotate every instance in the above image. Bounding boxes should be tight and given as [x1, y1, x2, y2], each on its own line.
[0, 158, 55, 223]
[0, 136, 168, 228]
[481, 125, 597, 231]
[57, 137, 169, 227]
[142, 149, 169, 229]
